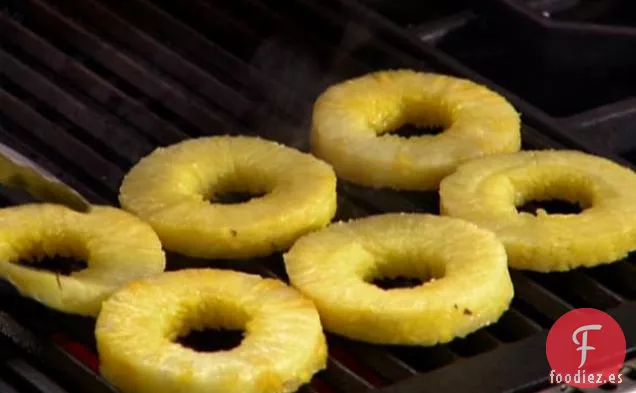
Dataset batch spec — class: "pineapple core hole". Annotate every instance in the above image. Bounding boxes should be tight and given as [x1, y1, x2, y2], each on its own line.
[205, 180, 269, 205]
[176, 329, 244, 352]
[517, 199, 583, 215]
[509, 167, 594, 216]
[210, 191, 267, 204]
[372, 276, 425, 289]
[369, 263, 445, 290]
[15, 255, 88, 276]
[391, 124, 445, 139]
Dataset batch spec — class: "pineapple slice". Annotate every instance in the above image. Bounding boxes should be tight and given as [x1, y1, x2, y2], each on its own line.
[0, 204, 165, 316]
[119, 136, 337, 259]
[284, 213, 513, 346]
[440, 150, 636, 271]
[311, 69, 520, 190]
[96, 269, 327, 393]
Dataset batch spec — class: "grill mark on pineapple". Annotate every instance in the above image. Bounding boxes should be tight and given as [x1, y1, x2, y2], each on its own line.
[453, 304, 473, 316]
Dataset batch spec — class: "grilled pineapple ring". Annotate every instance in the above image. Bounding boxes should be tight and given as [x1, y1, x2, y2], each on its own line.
[119, 136, 337, 259]
[311, 70, 521, 190]
[284, 213, 513, 345]
[96, 269, 327, 393]
[0, 204, 165, 317]
[440, 150, 636, 272]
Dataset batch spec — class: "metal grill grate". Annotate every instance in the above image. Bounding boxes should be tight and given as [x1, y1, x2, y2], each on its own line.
[0, 1, 635, 392]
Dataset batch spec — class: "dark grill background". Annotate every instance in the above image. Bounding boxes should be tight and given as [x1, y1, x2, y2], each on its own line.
[0, 0, 635, 392]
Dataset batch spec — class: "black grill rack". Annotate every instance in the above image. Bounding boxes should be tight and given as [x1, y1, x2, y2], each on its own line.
[0, 1, 635, 392]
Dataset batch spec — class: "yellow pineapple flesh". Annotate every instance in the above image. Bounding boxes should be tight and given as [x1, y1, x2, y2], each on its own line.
[96, 269, 327, 393]
[311, 70, 521, 190]
[119, 136, 337, 259]
[0, 204, 165, 316]
[440, 150, 636, 271]
[284, 213, 513, 345]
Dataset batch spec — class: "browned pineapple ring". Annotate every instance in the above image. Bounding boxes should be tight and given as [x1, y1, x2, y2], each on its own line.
[311, 70, 521, 190]
[0, 204, 166, 316]
[96, 269, 327, 393]
[284, 213, 513, 345]
[119, 136, 337, 259]
[440, 150, 636, 272]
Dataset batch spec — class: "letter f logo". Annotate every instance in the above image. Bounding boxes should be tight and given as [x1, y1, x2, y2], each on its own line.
[572, 324, 602, 368]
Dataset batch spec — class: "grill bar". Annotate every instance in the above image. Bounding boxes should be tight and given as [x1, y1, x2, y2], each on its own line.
[101, 0, 313, 143]
[378, 301, 636, 393]
[58, 0, 255, 120]
[0, 89, 123, 197]
[562, 98, 636, 157]
[0, 14, 184, 145]
[0, 48, 154, 166]
[529, 271, 624, 309]
[167, 0, 263, 58]
[6, 0, 246, 136]
[0, 311, 118, 393]
[592, 262, 636, 300]
[323, 0, 634, 167]
[0, 377, 19, 393]
[101, 0, 297, 104]
[169, 0, 371, 76]
[486, 308, 542, 342]
[331, 339, 417, 382]
[509, 271, 574, 321]
[0, 122, 105, 204]
[4, 358, 68, 393]
[325, 357, 378, 392]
